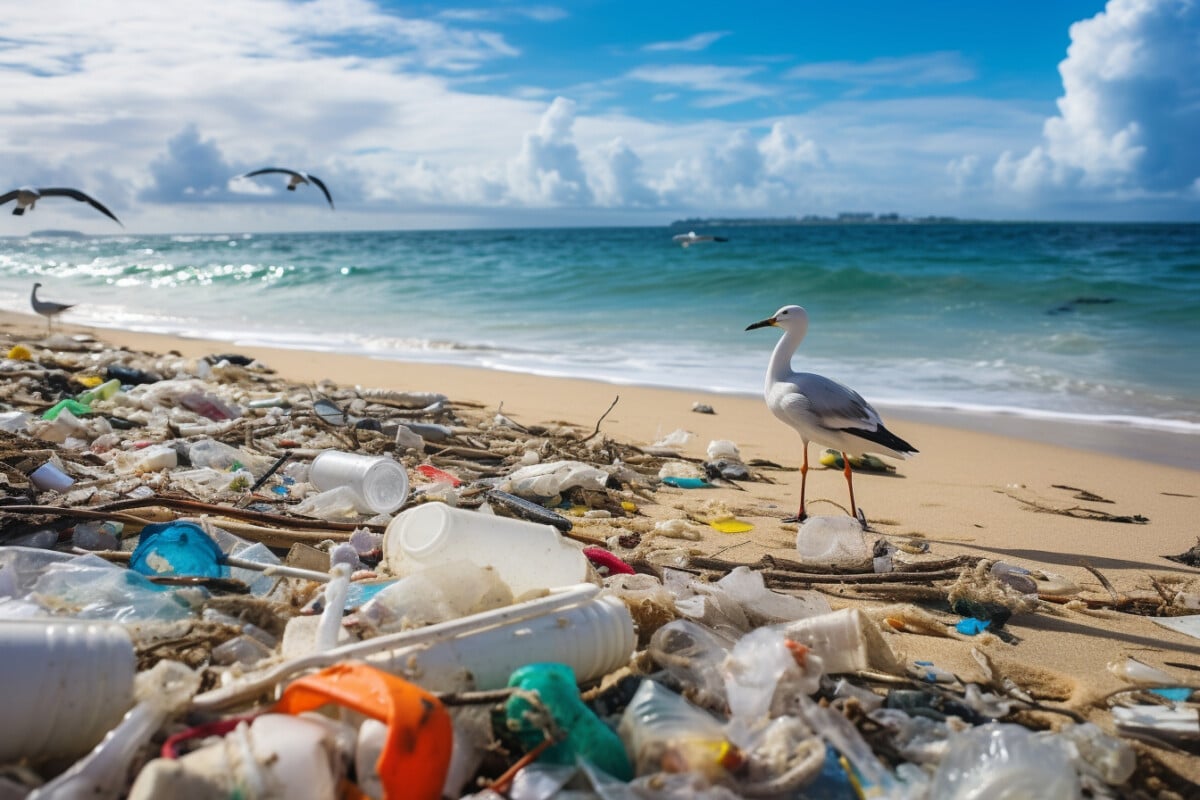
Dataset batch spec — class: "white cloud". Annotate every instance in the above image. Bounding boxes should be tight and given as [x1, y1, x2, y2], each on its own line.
[642, 31, 730, 53]
[786, 52, 975, 87]
[626, 64, 772, 107]
[994, 0, 1200, 197]
[587, 138, 656, 207]
[505, 97, 593, 205]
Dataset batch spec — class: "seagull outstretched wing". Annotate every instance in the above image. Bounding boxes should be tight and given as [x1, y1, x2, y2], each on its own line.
[36, 188, 123, 226]
[240, 168, 334, 209]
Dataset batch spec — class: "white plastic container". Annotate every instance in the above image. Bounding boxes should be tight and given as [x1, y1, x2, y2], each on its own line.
[0, 620, 136, 763]
[29, 461, 75, 492]
[310, 450, 409, 515]
[794, 516, 874, 569]
[373, 592, 635, 690]
[784, 608, 902, 675]
[384, 503, 590, 598]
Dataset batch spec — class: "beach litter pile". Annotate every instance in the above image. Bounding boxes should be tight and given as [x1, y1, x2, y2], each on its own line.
[0, 330, 1197, 799]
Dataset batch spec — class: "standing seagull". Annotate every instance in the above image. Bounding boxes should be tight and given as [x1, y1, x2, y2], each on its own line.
[239, 168, 334, 209]
[30, 282, 74, 332]
[0, 187, 122, 226]
[746, 304, 916, 523]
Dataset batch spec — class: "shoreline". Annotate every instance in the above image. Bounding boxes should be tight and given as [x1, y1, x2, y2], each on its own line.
[5, 306, 1198, 472]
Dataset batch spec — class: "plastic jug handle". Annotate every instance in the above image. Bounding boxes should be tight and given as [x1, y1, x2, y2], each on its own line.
[274, 662, 453, 800]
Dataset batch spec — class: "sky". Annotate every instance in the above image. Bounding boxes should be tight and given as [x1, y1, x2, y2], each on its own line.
[1, 0, 1198, 233]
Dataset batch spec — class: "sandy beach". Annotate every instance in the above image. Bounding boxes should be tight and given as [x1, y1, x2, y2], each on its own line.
[4, 306, 1200, 783]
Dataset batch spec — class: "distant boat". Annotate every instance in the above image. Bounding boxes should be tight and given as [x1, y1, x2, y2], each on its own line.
[673, 231, 729, 247]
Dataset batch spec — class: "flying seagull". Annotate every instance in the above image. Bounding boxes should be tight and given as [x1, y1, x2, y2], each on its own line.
[673, 231, 728, 247]
[0, 187, 122, 226]
[240, 168, 334, 209]
[747, 304, 917, 525]
[30, 282, 74, 332]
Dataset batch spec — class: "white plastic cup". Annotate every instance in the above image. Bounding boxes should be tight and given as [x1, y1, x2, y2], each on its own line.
[310, 450, 409, 515]
[384, 503, 590, 598]
[29, 461, 75, 492]
[784, 608, 901, 674]
[372, 593, 635, 690]
[795, 516, 873, 569]
[0, 620, 136, 763]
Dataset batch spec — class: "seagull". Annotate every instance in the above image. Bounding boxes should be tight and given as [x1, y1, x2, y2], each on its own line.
[240, 168, 334, 209]
[0, 187, 122, 226]
[746, 304, 916, 523]
[673, 231, 728, 247]
[30, 282, 74, 332]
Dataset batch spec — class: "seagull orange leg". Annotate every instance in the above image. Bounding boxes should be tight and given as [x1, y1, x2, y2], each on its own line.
[841, 451, 857, 518]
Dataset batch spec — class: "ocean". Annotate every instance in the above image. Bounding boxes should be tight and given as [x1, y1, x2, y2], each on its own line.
[2, 223, 1198, 440]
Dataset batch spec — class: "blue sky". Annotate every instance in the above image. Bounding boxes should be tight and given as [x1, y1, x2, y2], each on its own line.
[1, 0, 1197, 232]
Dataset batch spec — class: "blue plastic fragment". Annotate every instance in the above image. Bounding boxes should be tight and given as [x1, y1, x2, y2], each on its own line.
[130, 521, 226, 578]
[1150, 687, 1192, 702]
[955, 618, 991, 636]
[661, 476, 711, 489]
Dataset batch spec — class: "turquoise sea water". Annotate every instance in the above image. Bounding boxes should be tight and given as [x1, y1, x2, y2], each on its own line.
[2, 223, 1198, 436]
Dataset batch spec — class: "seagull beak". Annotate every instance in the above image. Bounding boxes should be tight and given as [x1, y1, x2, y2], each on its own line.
[745, 316, 777, 331]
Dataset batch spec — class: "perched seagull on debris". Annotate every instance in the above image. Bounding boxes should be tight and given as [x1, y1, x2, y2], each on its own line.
[746, 304, 917, 525]
[30, 282, 74, 332]
[673, 231, 728, 247]
[239, 168, 334, 209]
[0, 187, 122, 226]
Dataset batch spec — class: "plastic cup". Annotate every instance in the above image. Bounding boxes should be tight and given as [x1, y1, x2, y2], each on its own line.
[310, 451, 409, 515]
[0, 620, 136, 763]
[384, 503, 590, 598]
[784, 608, 901, 674]
[29, 461, 75, 492]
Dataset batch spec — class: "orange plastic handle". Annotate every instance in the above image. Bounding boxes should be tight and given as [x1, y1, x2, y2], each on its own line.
[274, 662, 453, 800]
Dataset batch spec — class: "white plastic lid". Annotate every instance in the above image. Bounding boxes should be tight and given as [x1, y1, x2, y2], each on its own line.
[395, 503, 452, 557]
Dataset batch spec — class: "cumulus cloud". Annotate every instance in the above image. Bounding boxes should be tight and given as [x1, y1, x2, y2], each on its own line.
[587, 138, 657, 207]
[656, 122, 825, 207]
[642, 31, 730, 53]
[995, 0, 1200, 196]
[140, 126, 241, 203]
[505, 97, 593, 205]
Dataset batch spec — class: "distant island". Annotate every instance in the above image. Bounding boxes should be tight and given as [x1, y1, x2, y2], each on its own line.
[670, 213, 966, 227]
[30, 229, 87, 237]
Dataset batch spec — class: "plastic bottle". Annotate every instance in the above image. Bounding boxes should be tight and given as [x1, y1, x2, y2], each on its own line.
[373, 591, 635, 691]
[384, 503, 591, 598]
[506, 663, 634, 780]
[0, 620, 135, 763]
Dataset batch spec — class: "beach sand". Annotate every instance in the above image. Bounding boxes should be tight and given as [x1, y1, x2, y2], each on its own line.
[4, 308, 1199, 780]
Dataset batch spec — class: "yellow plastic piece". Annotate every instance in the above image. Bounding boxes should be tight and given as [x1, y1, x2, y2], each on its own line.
[77, 375, 103, 388]
[708, 517, 754, 534]
[6, 345, 32, 361]
[620, 501, 637, 513]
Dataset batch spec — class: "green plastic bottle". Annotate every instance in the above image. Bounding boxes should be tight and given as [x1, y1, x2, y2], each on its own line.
[505, 662, 633, 781]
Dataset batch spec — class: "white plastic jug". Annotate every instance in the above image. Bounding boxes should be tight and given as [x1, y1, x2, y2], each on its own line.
[0, 620, 136, 763]
[384, 503, 590, 598]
